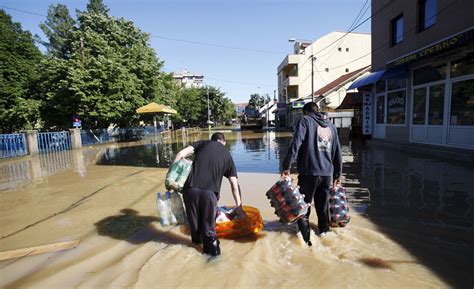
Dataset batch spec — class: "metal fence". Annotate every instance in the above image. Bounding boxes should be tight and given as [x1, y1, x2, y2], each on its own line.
[37, 131, 71, 152]
[0, 133, 28, 159]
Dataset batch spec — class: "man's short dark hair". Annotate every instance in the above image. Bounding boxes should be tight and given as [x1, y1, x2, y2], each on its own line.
[302, 102, 320, 114]
[211, 132, 226, 142]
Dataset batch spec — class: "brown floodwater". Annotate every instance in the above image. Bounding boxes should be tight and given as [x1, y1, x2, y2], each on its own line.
[0, 131, 473, 288]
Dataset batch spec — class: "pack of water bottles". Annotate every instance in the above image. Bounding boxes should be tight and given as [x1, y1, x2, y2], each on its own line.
[156, 191, 187, 226]
[165, 158, 192, 193]
[329, 185, 350, 227]
[266, 178, 309, 224]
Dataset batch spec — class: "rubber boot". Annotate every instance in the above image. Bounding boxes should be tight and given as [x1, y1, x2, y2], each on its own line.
[203, 237, 221, 257]
[297, 217, 312, 247]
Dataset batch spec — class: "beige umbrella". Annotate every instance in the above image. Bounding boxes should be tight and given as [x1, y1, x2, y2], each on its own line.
[136, 102, 177, 131]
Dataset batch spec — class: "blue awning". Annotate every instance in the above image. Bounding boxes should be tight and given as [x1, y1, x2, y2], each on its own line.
[348, 65, 408, 90]
[347, 70, 385, 90]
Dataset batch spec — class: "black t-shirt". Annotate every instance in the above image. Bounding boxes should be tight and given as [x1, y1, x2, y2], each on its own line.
[184, 140, 237, 193]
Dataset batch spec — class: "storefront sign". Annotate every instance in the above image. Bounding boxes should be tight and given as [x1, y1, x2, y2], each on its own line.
[387, 28, 474, 68]
[292, 101, 305, 108]
[362, 93, 372, 135]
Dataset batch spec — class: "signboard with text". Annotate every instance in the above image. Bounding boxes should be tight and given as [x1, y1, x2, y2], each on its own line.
[362, 92, 372, 135]
[292, 101, 305, 108]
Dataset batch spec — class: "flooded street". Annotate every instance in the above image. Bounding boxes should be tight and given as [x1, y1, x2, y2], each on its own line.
[0, 131, 473, 288]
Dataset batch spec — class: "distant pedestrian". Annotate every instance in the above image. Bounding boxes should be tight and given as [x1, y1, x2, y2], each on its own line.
[174, 132, 246, 257]
[281, 102, 342, 246]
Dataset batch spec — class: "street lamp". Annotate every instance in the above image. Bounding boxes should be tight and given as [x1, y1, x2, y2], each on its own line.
[288, 38, 315, 102]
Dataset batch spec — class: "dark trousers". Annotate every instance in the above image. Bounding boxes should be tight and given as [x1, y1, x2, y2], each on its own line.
[182, 187, 218, 243]
[298, 175, 332, 232]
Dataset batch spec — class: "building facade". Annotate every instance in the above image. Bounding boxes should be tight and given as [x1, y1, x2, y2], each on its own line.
[276, 32, 371, 129]
[172, 69, 204, 88]
[350, 0, 473, 150]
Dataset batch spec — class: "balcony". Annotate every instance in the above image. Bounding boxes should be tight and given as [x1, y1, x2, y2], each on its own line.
[282, 76, 298, 87]
[277, 54, 300, 73]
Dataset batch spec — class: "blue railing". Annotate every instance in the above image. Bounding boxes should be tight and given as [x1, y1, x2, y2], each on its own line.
[37, 131, 71, 152]
[81, 129, 115, 146]
[0, 133, 27, 159]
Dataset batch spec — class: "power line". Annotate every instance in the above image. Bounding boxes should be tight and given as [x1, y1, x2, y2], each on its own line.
[324, 0, 460, 71]
[1, 5, 287, 55]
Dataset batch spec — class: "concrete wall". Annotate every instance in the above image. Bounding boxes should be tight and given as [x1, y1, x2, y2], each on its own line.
[372, 0, 474, 70]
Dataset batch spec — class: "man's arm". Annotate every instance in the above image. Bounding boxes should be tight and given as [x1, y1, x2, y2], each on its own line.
[228, 176, 246, 219]
[281, 118, 307, 177]
[173, 146, 195, 162]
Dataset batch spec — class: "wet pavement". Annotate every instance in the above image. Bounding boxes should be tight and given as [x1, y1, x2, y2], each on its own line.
[1, 130, 473, 288]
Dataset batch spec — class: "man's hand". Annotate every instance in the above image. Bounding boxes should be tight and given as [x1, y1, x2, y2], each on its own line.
[233, 205, 247, 220]
[332, 178, 341, 190]
[281, 170, 290, 178]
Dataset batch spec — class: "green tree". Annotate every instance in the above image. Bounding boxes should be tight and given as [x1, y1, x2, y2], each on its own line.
[0, 10, 43, 133]
[87, 0, 110, 15]
[246, 93, 266, 110]
[37, 0, 175, 129]
[39, 4, 75, 59]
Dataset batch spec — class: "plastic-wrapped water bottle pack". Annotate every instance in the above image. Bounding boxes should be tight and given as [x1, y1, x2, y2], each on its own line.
[329, 185, 350, 227]
[266, 178, 309, 224]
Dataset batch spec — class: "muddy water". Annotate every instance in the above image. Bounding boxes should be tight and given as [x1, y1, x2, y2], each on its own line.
[0, 131, 473, 288]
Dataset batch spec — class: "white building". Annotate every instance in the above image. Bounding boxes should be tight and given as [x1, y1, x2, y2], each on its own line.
[277, 31, 372, 105]
[173, 69, 204, 88]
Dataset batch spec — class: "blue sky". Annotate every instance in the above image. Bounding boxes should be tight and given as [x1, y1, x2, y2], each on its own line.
[2, 0, 371, 103]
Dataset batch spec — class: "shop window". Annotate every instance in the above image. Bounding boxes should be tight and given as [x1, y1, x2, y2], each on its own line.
[376, 80, 385, 94]
[387, 90, 406, 124]
[376, 94, 385, 124]
[391, 14, 404, 46]
[428, 84, 444, 125]
[387, 78, 406, 91]
[450, 79, 474, 126]
[413, 88, 426, 124]
[418, 0, 436, 32]
[413, 64, 446, 85]
[451, 53, 474, 78]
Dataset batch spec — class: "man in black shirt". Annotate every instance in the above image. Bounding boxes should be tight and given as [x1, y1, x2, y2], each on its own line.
[173, 132, 245, 257]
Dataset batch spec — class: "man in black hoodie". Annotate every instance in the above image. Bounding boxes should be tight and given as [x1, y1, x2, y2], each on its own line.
[281, 102, 342, 246]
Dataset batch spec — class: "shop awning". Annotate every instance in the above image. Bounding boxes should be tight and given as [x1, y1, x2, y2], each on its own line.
[347, 70, 385, 90]
[348, 65, 407, 90]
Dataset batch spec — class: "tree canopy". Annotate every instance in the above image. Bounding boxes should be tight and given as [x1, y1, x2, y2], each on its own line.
[0, 10, 43, 133]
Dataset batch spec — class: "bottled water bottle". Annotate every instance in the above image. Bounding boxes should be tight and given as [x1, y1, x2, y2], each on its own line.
[166, 191, 178, 225]
[157, 192, 170, 226]
[170, 191, 187, 224]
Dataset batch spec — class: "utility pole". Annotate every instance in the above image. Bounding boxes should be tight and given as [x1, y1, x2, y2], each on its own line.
[311, 55, 315, 102]
[207, 86, 211, 131]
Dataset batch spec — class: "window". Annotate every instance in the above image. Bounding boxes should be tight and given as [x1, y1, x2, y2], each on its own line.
[345, 68, 349, 73]
[346, 48, 349, 52]
[376, 94, 385, 124]
[391, 14, 404, 45]
[376, 80, 385, 94]
[413, 64, 446, 85]
[419, 0, 436, 31]
[387, 90, 406, 124]
[413, 88, 426, 124]
[387, 78, 406, 91]
[325, 68, 329, 72]
[450, 79, 474, 126]
[428, 84, 444, 125]
[451, 53, 474, 78]
[338, 47, 342, 52]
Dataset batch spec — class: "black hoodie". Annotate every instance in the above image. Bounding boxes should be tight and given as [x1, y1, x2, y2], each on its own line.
[282, 112, 342, 178]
